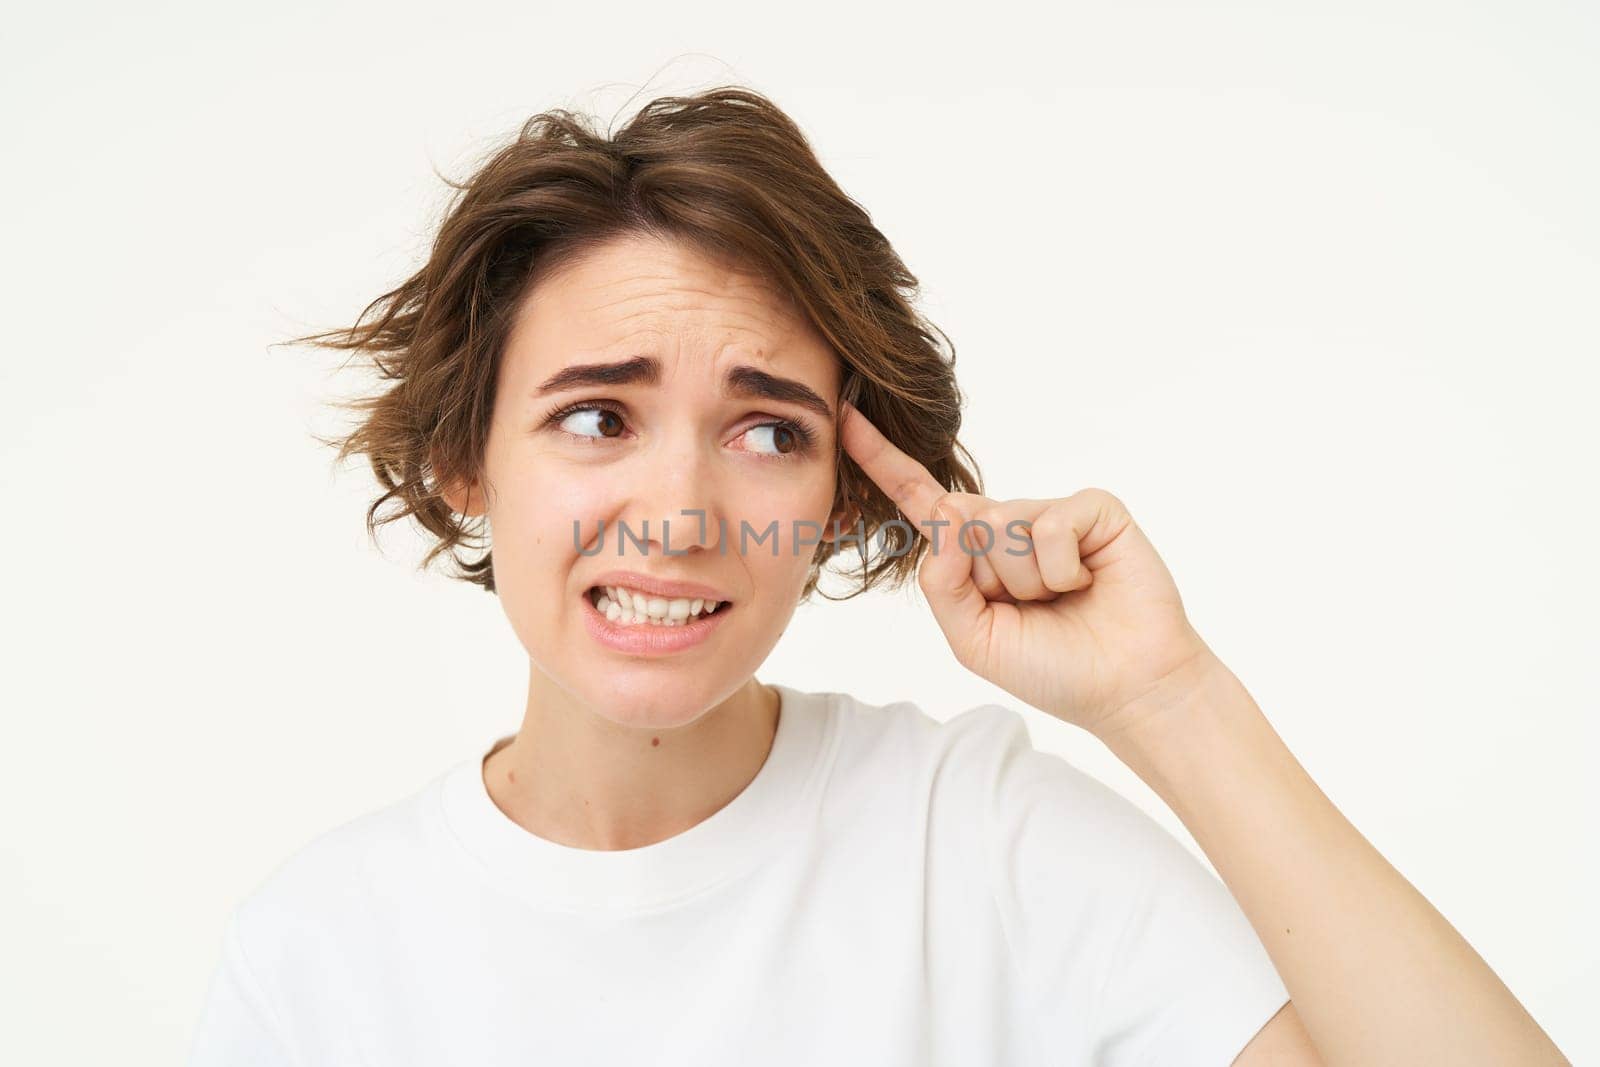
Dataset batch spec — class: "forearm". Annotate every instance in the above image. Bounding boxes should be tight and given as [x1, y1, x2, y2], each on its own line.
[1097, 651, 1567, 1066]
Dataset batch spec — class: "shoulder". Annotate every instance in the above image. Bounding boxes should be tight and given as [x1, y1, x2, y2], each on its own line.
[810, 686, 1246, 948]
[815, 688, 1123, 828]
[806, 687, 1145, 864]
[818, 690, 1290, 1061]
[814, 686, 1031, 776]
[226, 768, 453, 961]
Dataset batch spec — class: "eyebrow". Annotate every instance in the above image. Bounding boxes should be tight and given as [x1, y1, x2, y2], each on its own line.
[533, 355, 835, 421]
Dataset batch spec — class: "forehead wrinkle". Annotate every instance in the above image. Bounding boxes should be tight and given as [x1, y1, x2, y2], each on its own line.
[581, 300, 798, 362]
[551, 229, 794, 313]
[524, 240, 826, 393]
[576, 282, 791, 332]
[561, 253, 789, 319]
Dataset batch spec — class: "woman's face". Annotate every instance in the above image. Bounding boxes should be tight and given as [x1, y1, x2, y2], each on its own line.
[465, 232, 845, 729]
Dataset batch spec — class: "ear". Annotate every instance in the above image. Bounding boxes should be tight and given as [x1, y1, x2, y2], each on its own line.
[432, 448, 485, 517]
[440, 478, 483, 517]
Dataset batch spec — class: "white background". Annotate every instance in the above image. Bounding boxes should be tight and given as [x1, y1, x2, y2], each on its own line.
[3, 1, 1596, 1062]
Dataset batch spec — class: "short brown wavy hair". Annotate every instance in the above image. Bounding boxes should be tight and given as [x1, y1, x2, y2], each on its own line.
[287, 85, 983, 600]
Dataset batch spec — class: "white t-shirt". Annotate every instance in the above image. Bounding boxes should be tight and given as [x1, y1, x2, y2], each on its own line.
[189, 684, 1289, 1066]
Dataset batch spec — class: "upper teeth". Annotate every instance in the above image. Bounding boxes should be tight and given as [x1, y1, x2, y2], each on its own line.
[593, 585, 722, 626]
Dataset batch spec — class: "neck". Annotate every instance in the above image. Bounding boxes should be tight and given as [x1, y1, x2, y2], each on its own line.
[482, 673, 780, 851]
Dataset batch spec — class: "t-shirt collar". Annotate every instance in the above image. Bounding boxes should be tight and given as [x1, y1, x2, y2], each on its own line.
[436, 683, 833, 914]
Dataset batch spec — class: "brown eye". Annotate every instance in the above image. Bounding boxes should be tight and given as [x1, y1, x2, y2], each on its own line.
[743, 422, 803, 457]
[557, 405, 626, 440]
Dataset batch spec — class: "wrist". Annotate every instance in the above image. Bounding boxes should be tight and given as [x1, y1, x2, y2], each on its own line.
[1094, 647, 1267, 793]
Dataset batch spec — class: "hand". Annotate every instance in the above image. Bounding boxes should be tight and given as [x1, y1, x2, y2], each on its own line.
[838, 400, 1216, 738]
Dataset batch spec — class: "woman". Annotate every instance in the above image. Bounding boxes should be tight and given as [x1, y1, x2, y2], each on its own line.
[189, 86, 1568, 1065]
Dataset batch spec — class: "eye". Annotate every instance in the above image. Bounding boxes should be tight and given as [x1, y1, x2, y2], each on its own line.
[742, 422, 799, 456]
[738, 419, 816, 459]
[548, 403, 627, 441]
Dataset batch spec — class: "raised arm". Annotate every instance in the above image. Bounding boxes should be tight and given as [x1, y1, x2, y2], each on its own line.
[836, 400, 1568, 1066]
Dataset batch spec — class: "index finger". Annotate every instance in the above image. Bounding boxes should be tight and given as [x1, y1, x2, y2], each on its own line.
[838, 400, 949, 528]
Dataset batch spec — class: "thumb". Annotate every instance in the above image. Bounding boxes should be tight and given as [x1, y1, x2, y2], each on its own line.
[918, 502, 991, 665]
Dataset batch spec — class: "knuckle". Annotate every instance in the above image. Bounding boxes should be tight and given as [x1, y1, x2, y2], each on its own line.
[964, 522, 997, 555]
[928, 490, 957, 523]
[1030, 510, 1068, 543]
[1077, 486, 1123, 511]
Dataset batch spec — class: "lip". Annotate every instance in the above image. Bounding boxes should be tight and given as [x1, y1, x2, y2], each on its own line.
[584, 570, 734, 604]
[580, 582, 732, 656]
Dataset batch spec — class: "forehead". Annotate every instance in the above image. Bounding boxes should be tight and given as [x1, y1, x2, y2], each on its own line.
[504, 232, 836, 383]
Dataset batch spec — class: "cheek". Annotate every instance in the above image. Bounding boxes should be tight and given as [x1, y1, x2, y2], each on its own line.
[747, 452, 836, 508]
[483, 460, 600, 593]
[729, 470, 837, 576]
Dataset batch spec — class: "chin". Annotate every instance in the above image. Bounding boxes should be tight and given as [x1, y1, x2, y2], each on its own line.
[571, 673, 732, 731]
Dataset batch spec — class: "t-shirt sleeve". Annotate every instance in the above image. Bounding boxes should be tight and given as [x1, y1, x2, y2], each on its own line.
[187, 908, 303, 1067]
[973, 704, 1290, 1066]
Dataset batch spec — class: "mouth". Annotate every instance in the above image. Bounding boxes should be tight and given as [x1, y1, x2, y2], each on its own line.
[585, 584, 734, 627]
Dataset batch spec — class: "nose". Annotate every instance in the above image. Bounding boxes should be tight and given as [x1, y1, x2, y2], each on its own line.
[615, 421, 722, 559]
